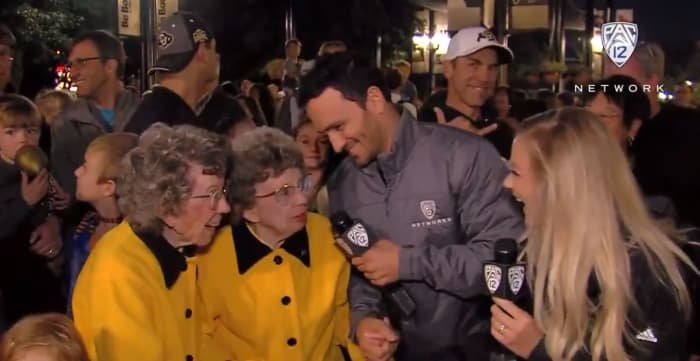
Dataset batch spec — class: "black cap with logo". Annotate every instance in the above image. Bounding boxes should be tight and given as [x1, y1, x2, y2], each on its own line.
[150, 11, 214, 74]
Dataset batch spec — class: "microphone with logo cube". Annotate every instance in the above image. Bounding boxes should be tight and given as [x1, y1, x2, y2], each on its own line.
[484, 238, 526, 361]
[330, 211, 416, 319]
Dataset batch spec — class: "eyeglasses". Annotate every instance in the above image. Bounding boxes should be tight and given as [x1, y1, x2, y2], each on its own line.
[191, 188, 228, 210]
[66, 57, 103, 70]
[255, 176, 313, 206]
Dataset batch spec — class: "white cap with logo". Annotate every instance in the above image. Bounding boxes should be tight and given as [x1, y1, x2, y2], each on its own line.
[444, 27, 514, 64]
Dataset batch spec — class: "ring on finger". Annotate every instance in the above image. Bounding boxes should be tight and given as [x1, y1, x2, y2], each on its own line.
[498, 324, 506, 334]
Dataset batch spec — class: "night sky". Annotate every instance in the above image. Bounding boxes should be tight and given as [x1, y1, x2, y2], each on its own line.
[574, 0, 700, 50]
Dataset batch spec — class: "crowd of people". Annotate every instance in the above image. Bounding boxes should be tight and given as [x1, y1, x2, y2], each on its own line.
[0, 9, 699, 361]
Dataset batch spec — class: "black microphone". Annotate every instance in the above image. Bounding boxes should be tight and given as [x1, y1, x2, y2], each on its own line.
[330, 211, 416, 320]
[483, 239, 526, 300]
[484, 239, 526, 361]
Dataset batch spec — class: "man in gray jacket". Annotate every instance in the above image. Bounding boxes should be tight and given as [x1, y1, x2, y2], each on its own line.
[299, 52, 524, 360]
[51, 30, 139, 197]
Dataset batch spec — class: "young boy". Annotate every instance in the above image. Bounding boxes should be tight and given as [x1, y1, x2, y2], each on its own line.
[69, 132, 137, 297]
[0, 94, 67, 325]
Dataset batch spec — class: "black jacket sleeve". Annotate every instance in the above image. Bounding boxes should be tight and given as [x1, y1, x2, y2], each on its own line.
[526, 340, 550, 361]
[0, 182, 33, 239]
[525, 250, 691, 361]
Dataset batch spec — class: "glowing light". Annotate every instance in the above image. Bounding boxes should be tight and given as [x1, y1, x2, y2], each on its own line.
[686, 80, 693, 86]
[591, 34, 603, 53]
[432, 31, 451, 55]
[413, 33, 430, 49]
[413, 31, 451, 54]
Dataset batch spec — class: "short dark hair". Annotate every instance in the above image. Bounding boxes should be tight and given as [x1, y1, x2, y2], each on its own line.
[0, 23, 16, 48]
[557, 91, 575, 106]
[583, 75, 651, 129]
[202, 90, 250, 134]
[72, 30, 126, 78]
[385, 69, 402, 90]
[298, 52, 390, 108]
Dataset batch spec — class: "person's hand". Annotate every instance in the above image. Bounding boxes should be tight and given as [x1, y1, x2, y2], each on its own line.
[268, 83, 281, 99]
[356, 317, 399, 361]
[352, 239, 401, 287]
[21, 169, 49, 206]
[490, 297, 544, 359]
[434, 107, 499, 136]
[50, 178, 71, 210]
[240, 79, 254, 97]
[29, 215, 63, 259]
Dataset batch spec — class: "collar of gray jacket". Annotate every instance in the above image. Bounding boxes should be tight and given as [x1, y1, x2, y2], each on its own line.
[372, 110, 419, 178]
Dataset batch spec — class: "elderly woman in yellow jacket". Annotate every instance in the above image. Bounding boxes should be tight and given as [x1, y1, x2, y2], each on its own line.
[199, 127, 362, 361]
[71, 124, 232, 361]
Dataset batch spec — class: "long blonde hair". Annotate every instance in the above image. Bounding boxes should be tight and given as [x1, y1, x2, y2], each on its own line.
[519, 107, 693, 361]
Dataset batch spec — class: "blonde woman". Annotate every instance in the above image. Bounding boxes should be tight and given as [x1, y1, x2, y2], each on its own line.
[491, 107, 695, 361]
[0, 313, 89, 361]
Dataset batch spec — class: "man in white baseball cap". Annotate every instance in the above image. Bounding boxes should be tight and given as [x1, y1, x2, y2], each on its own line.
[443, 27, 513, 65]
[418, 27, 515, 157]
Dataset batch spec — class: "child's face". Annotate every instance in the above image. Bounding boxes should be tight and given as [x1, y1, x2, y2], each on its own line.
[74, 149, 113, 203]
[0, 121, 40, 163]
[37, 97, 63, 125]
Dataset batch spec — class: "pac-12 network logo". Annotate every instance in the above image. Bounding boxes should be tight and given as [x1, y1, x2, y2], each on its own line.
[601, 22, 638, 68]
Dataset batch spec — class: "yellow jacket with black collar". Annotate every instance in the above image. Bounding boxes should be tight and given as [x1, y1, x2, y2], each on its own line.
[198, 212, 363, 361]
[71, 222, 230, 361]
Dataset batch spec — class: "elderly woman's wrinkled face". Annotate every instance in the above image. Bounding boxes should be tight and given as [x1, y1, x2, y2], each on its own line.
[162, 163, 230, 247]
[244, 167, 309, 238]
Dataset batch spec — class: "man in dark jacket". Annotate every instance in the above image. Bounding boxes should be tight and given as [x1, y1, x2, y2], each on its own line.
[299, 53, 524, 361]
[125, 12, 220, 134]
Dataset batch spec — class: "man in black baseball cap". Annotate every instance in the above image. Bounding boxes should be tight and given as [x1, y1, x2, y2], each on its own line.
[125, 11, 220, 134]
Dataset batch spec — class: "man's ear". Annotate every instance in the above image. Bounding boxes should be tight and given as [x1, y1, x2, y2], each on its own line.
[365, 86, 387, 114]
[101, 179, 117, 198]
[105, 58, 119, 76]
[194, 43, 209, 64]
[443, 59, 454, 80]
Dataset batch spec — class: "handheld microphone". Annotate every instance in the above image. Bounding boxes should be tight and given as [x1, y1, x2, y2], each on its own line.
[484, 239, 526, 361]
[483, 239, 526, 300]
[330, 211, 416, 319]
